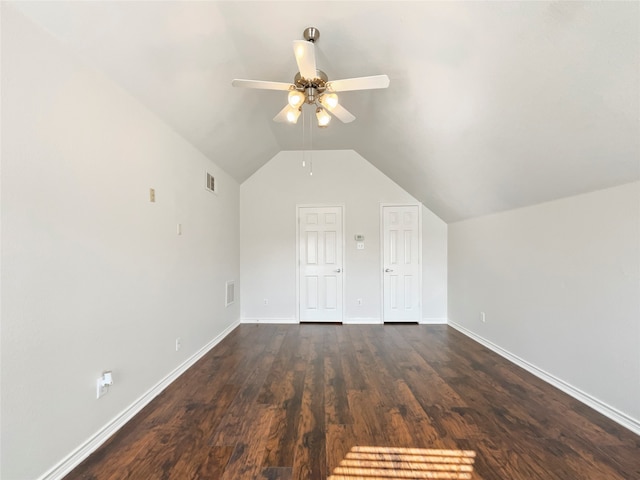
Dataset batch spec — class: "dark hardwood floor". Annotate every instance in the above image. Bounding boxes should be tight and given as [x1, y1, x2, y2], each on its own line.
[65, 325, 640, 479]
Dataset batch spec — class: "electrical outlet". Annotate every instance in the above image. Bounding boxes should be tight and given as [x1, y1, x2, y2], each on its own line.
[176, 337, 181, 351]
[96, 378, 109, 399]
[357, 298, 363, 306]
[149, 188, 155, 202]
[263, 299, 268, 305]
[480, 312, 486, 323]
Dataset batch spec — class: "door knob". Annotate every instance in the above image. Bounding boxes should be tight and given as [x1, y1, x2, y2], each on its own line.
[385, 268, 393, 272]
[335, 268, 342, 273]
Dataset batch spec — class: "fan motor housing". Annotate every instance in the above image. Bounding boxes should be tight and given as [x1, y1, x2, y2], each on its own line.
[294, 71, 328, 104]
[294, 70, 328, 89]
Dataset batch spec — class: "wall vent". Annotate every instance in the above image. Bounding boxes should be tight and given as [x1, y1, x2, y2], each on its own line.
[225, 281, 235, 307]
[206, 172, 217, 194]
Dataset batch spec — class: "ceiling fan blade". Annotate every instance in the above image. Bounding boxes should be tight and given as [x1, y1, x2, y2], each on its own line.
[326, 75, 390, 92]
[232, 79, 294, 91]
[273, 105, 290, 123]
[330, 104, 356, 123]
[293, 40, 317, 80]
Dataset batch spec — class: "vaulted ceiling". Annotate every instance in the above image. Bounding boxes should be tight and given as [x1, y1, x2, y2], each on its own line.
[10, 1, 639, 222]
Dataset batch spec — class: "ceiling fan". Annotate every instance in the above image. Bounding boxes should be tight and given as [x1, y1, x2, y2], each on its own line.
[232, 27, 390, 128]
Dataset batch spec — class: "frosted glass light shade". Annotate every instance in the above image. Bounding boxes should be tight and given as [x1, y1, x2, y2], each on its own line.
[316, 107, 331, 127]
[321, 93, 339, 110]
[288, 90, 305, 108]
[286, 106, 301, 123]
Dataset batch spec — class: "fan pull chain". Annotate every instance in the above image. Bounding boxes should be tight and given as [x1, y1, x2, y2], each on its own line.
[309, 110, 313, 176]
[302, 108, 306, 167]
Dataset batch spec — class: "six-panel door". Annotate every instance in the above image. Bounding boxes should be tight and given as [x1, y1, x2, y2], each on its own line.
[382, 205, 421, 322]
[298, 206, 344, 322]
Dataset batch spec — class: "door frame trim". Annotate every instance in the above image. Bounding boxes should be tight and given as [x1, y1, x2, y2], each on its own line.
[380, 203, 423, 323]
[296, 204, 346, 323]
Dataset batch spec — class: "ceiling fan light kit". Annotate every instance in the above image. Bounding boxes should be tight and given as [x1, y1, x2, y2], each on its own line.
[316, 107, 331, 127]
[286, 106, 302, 123]
[232, 27, 389, 128]
[288, 90, 305, 108]
[320, 93, 339, 110]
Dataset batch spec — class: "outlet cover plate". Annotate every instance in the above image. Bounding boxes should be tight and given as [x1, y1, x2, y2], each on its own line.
[97, 379, 108, 399]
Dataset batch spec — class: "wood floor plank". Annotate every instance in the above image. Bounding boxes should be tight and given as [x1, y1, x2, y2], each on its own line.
[209, 332, 280, 447]
[326, 424, 358, 474]
[260, 467, 293, 480]
[335, 326, 368, 391]
[219, 406, 275, 480]
[64, 325, 640, 480]
[323, 327, 353, 425]
[165, 395, 239, 478]
[351, 327, 455, 449]
[262, 370, 306, 468]
[257, 328, 301, 405]
[391, 379, 450, 447]
[291, 326, 327, 480]
[385, 326, 470, 408]
[169, 445, 234, 480]
[347, 388, 388, 445]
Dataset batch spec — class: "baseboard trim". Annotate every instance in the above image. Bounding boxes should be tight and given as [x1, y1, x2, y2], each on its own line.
[241, 317, 298, 324]
[343, 317, 382, 324]
[448, 321, 640, 436]
[420, 317, 448, 324]
[39, 319, 240, 480]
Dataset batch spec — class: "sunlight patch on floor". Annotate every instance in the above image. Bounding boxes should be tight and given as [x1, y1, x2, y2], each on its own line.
[328, 446, 477, 479]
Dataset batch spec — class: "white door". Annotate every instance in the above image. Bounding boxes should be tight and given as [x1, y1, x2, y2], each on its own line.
[298, 206, 344, 322]
[382, 205, 421, 322]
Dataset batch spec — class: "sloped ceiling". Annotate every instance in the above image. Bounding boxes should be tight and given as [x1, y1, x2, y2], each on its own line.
[8, 1, 640, 222]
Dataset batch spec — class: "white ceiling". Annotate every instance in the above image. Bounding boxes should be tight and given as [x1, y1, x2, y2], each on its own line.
[10, 1, 640, 222]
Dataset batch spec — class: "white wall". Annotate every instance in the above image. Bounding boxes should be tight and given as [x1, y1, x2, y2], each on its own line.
[448, 182, 640, 431]
[1, 8, 240, 479]
[422, 206, 448, 323]
[240, 150, 447, 324]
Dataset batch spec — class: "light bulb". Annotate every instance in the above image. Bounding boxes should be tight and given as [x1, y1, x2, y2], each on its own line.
[316, 107, 331, 127]
[286, 106, 301, 124]
[321, 93, 339, 110]
[288, 90, 305, 108]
